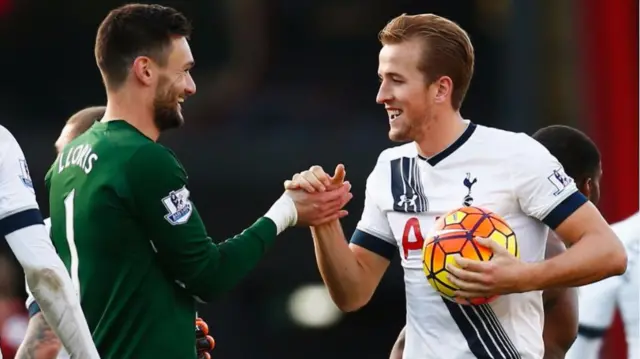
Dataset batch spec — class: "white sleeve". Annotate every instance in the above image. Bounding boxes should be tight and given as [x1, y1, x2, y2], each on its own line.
[564, 275, 621, 359]
[7, 226, 99, 358]
[0, 126, 43, 236]
[509, 134, 588, 229]
[25, 218, 52, 313]
[566, 214, 640, 359]
[612, 213, 639, 358]
[0, 129, 99, 358]
[350, 154, 397, 260]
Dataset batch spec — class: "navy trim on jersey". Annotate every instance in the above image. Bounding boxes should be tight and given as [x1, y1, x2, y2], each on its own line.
[443, 298, 522, 359]
[542, 191, 588, 229]
[28, 301, 41, 318]
[0, 208, 44, 237]
[350, 229, 396, 260]
[418, 123, 477, 166]
[577, 324, 608, 339]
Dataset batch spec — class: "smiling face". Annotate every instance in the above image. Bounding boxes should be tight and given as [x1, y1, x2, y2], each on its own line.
[375, 14, 475, 143]
[152, 36, 196, 132]
[376, 39, 442, 142]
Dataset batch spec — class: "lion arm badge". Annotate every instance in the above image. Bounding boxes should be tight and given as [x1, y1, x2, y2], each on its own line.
[161, 186, 193, 225]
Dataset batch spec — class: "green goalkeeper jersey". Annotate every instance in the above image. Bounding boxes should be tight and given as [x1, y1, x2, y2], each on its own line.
[46, 120, 277, 359]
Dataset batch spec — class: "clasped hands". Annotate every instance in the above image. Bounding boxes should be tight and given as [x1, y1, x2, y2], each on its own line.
[283, 164, 352, 226]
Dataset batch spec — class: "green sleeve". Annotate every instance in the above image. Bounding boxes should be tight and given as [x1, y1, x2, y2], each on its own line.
[44, 161, 54, 192]
[125, 143, 277, 301]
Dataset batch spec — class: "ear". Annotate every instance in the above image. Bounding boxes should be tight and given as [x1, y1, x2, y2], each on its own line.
[433, 76, 453, 105]
[580, 178, 592, 199]
[132, 56, 154, 86]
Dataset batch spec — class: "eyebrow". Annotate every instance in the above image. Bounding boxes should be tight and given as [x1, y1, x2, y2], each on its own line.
[379, 72, 405, 79]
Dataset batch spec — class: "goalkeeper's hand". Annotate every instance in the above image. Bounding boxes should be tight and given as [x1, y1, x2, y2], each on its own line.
[196, 317, 215, 359]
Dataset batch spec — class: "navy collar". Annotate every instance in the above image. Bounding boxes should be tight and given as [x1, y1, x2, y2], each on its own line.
[417, 122, 477, 166]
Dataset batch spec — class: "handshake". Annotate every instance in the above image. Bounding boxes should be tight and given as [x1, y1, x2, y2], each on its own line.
[281, 164, 354, 227]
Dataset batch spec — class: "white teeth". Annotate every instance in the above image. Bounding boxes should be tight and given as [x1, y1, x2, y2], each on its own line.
[178, 98, 185, 103]
[389, 110, 402, 119]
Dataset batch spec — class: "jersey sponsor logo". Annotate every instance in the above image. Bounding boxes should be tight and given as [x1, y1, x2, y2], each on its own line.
[401, 217, 424, 259]
[391, 157, 428, 213]
[462, 172, 477, 206]
[547, 168, 572, 196]
[162, 186, 193, 225]
[18, 159, 34, 191]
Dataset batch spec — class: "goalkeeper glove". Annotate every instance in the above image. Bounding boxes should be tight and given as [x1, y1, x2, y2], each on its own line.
[196, 317, 215, 359]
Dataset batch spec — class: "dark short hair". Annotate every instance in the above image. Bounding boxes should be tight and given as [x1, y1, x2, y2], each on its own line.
[532, 125, 601, 183]
[95, 4, 192, 90]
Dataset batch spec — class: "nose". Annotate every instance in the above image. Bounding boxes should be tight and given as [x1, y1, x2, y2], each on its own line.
[376, 82, 391, 104]
[185, 72, 196, 96]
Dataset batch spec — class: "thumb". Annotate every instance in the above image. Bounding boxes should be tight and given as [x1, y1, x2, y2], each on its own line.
[331, 164, 346, 185]
[284, 180, 299, 190]
[475, 237, 507, 254]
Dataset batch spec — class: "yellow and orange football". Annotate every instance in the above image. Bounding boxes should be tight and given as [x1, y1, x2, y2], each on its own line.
[422, 206, 518, 305]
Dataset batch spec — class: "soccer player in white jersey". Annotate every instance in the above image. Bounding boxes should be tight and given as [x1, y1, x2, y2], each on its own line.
[566, 211, 638, 359]
[285, 13, 627, 359]
[0, 125, 99, 359]
[391, 124, 606, 359]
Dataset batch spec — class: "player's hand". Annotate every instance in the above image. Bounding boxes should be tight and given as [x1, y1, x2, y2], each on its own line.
[286, 181, 353, 226]
[284, 164, 351, 226]
[284, 164, 346, 193]
[196, 317, 215, 359]
[446, 237, 532, 298]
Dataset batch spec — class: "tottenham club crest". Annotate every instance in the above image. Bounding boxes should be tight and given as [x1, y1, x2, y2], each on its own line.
[162, 186, 193, 225]
[462, 172, 477, 206]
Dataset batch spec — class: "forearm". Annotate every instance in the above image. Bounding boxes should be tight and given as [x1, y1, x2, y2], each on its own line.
[15, 313, 62, 359]
[529, 232, 627, 290]
[186, 217, 278, 300]
[311, 221, 370, 311]
[6, 226, 99, 358]
[163, 195, 295, 301]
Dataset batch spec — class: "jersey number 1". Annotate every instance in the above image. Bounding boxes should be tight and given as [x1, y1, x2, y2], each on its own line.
[63, 189, 81, 296]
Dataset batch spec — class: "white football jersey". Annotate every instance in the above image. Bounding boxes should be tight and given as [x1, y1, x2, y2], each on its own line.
[351, 122, 587, 359]
[566, 212, 639, 359]
[0, 125, 42, 236]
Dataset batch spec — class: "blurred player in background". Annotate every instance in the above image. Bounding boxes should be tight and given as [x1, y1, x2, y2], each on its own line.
[566, 213, 638, 359]
[0, 124, 99, 358]
[45, 4, 351, 358]
[286, 13, 626, 359]
[532, 125, 602, 359]
[389, 125, 607, 359]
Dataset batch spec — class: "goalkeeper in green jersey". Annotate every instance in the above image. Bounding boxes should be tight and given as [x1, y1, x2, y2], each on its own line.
[18, 107, 216, 359]
[45, 4, 353, 359]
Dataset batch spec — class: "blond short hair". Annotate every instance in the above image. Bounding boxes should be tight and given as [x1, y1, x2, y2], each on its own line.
[379, 14, 475, 110]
